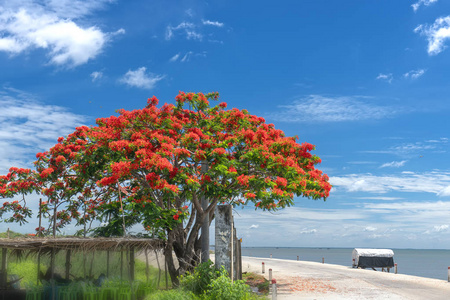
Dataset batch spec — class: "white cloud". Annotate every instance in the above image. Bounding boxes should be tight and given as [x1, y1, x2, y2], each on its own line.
[412, 0, 438, 12]
[393, 143, 434, 152]
[165, 22, 202, 41]
[433, 224, 449, 232]
[331, 171, 450, 195]
[376, 73, 393, 83]
[0, 0, 115, 19]
[364, 201, 450, 224]
[427, 138, 449, 143]
[299, 228, 317, 234]
[0, 87, 86, 173]
[270, 95, 398, 123]
[365, 138, 447, 158]
[170, 51, 206, 63]
[169, 53, 180, 62]
[185, 9, 194, 18]
[425, 224, 449, 234]
[380, 160, 407, 168]
[358, 197, 403, 201]
[262, 206, 367, 221]
[364, 226, 377, 232]
[186, 31, 202, 41]
[0, 1, 121, 67]
[181, 51, 193, 62]
[90, 71, 103, 82]
[119, 67, 164, 90]
[40, 0, 115, 19]
[415, 16, 450, 55]
[367, 233, 389, 239]
[403, 69, 426, 79]
[202, 20, 224, 27]
[438, 185, 450, 196]
[112, 28, 125, 35]
[165, 19, 225, 41]
[347, 161, 377, 165]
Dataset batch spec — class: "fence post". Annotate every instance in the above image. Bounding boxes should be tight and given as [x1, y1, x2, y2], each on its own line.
[231, 222, 234, 281]
[215, 205, 233, 275]
[107, 250, 111, 278]
[448, 267, 450, 282]
[262, 262, 265, 274]
[145, 249, 149, 283]
[129, 246, 135, 281]
[1, 248, 6, 289]
[65, 249, 71, 280]
[269, 268, 272, 282]
[235, 234, 242, 280]
[272, 279, 277, 300]
[36, 249, 41, 285]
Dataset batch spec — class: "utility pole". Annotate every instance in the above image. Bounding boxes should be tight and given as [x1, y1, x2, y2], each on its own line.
[201, 160, 209, 262]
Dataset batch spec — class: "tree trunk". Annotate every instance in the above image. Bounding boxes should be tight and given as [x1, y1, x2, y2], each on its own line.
[164, 201, 218, 285]
[165, 218, 203, 286]
[164, 230, 180, 286]
[200, 160, 209, 262]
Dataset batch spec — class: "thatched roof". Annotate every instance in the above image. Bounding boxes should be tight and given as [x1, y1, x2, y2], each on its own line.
[0, 237, 165, 252]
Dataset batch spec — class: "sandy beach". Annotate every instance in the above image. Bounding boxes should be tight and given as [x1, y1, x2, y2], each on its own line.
[242, 256, 450, 299]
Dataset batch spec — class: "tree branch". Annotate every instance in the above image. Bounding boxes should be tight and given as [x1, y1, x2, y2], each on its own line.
[184, 206, 196, 235]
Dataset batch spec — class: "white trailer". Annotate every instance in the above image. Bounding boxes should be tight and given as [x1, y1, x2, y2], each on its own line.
[352, 248, 394, 270]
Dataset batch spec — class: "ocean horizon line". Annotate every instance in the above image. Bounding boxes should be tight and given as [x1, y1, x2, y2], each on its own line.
[212, 245, 450, 251]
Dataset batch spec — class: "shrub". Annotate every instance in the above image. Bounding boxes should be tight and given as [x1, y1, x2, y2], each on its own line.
[179, 260, 220, 295]
[145, 289, 197, 300]
[204, 274, 255, 300]
[178, 260, 261, 300]
[243, 272, 269, 294]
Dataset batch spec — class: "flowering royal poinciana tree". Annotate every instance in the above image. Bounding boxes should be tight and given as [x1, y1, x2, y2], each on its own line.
[0, 92, 331, 285]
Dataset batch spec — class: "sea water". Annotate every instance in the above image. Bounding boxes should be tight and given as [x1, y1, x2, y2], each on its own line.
[241, 247, 450, 281]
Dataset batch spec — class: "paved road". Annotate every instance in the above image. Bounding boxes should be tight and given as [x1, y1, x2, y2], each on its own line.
[242, 256, 450, 299]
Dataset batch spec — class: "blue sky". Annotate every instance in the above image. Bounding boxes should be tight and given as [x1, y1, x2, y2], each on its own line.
[1, 0, 450, 249]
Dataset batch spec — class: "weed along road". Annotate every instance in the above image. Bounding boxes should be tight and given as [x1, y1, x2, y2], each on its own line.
[242, 256, 450, 299]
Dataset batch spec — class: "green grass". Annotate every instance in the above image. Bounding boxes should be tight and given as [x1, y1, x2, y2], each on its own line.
[6, 249, 265, 300]
[4, 249, 171, 300]
[145, 289, 198, 300]
[242, 272, 269, 294]
[0, 230, 27, 238]
[6, 249, 170, 289]
[8, 259, 39, 286]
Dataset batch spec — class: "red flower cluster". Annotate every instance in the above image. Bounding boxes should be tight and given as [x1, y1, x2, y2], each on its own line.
[211, 148, 226, 155]
[245, 192, 256, 199]
[147, 96, 159, 106]
[40, 168, 54, 178]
